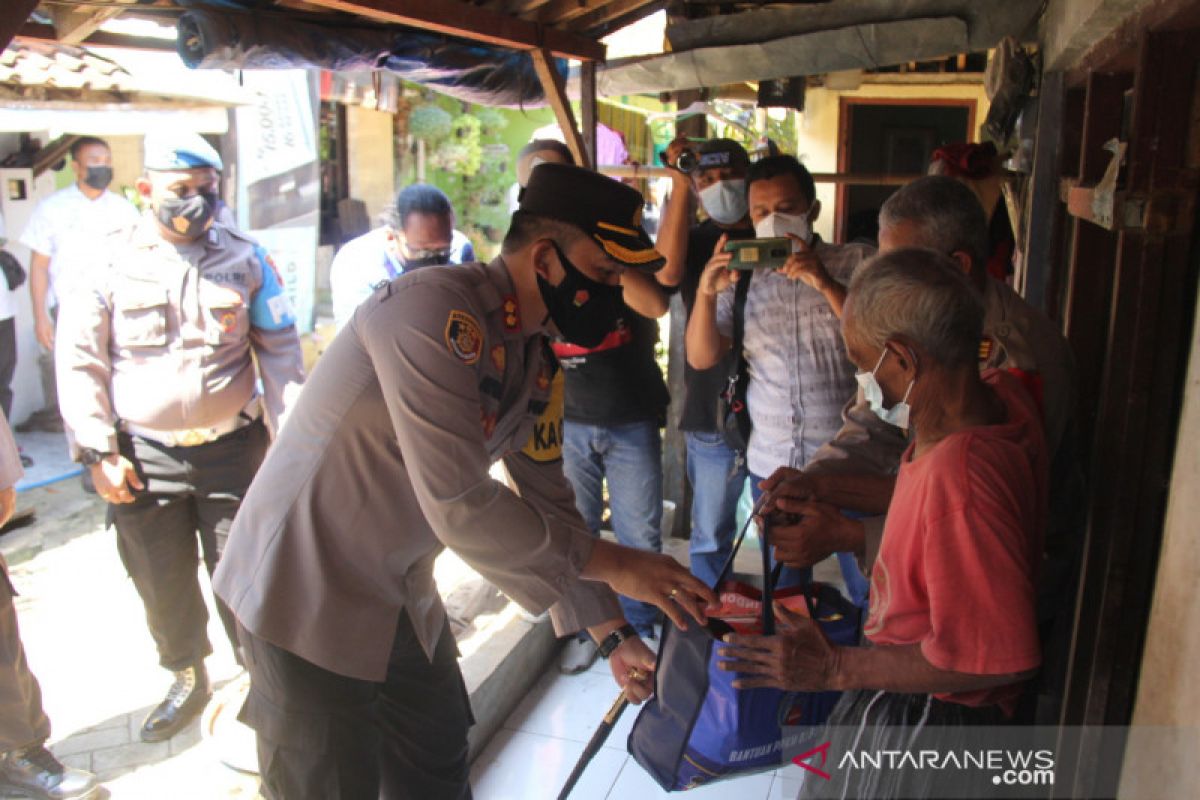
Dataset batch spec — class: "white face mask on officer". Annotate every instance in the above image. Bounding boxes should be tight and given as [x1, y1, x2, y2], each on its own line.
[754, 210, 813, 249]
[698, 179, 747, 225]
[855, 348, 915, 430]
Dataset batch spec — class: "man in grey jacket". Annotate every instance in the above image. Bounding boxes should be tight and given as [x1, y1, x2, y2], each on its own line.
[214, 164, 716, 799]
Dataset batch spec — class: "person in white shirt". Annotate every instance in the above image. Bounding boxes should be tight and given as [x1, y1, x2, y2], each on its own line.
[0, 213, 20, 423]
[329, 184, 475, 330]
[18, 136, 139, 423]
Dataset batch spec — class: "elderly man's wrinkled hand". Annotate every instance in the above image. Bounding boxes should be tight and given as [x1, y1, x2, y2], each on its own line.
[717, 604, 840, 692]
[756, 467, 822, 516]
[769, 500, 864, 567]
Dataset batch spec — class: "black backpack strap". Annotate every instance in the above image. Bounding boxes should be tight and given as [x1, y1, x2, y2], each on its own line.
[731, 270, 752, 381]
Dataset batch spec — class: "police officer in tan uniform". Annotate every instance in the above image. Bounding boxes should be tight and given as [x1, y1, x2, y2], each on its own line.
[55, 131, 305, 744]
[213, 164, 717, 799]
[0, 413, 100, 799]
[760, 175, 1076, 574]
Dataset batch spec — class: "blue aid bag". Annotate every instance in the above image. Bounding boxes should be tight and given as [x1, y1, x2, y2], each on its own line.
[628, 516, 861, 791]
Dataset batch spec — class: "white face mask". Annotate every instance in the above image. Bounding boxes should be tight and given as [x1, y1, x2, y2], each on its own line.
[754, 210, 813, 249]
[855, 349, 915, 429]
[698, 179, 747, 225]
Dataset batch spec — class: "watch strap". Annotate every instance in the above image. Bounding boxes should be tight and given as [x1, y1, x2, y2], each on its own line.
[597, 624, 638, 659]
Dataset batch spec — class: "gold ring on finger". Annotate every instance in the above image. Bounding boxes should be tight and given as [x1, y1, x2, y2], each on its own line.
[668, 588, 679, 600]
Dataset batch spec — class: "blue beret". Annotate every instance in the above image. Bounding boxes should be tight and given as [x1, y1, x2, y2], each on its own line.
[143, 130, 223, 172]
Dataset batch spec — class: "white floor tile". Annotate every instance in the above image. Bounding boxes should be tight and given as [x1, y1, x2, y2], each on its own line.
[606, 758, 776, 799]
[504, 668, 633, 745]
[770, 770, 804, 800]
[471, 728, 627, 800]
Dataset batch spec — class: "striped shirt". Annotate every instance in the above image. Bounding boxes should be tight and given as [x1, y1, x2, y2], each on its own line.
[718, 240, 874, 477]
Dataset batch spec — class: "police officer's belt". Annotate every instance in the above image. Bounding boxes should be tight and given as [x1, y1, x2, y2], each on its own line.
[121, 403, 262, 448]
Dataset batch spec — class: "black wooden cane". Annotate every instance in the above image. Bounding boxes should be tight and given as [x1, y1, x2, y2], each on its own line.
[556, 689, 630, 800]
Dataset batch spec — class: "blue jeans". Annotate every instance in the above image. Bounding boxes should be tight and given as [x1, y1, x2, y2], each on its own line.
[685, 430, 748, 588]
[749, 473, 871, 605]
[562, 420, 663, 636]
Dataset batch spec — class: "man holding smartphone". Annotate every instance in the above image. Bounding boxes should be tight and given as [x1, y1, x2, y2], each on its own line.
[685, 154, 874, 587]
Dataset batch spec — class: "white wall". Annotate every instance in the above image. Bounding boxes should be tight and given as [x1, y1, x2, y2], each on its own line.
[1119, 286, 1200, 798]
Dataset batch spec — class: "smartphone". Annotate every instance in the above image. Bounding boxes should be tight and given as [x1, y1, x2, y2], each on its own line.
[724, 238, 792, 271]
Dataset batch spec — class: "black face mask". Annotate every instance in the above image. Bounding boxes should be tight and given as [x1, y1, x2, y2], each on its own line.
[84, 166, 113, 191]
[402, 251, 452, 270]
[156, 192, 217, 239]
[536, 241, 624, 348]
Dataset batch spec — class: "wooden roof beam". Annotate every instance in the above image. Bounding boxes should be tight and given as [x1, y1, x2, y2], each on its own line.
[48, 1, 139, 45]
[568, 0, 661, 34]
[301, 0, 605, 61]
[530, 47, 591, 169]
[536, 0, 610, 26]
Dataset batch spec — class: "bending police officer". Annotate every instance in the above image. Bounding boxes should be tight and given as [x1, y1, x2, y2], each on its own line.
[214, 164, 717, 799]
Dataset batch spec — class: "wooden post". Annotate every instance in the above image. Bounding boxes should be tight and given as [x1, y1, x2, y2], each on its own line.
[1020, 70, 1065, 312]
[661, 88, 708, 541]
[531, 49, 591, 170]
[581, 60, 598, 170]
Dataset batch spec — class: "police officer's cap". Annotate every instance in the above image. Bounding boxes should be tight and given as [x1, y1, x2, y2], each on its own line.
[519, 163, 664, 273]
[143, 130, 224, 172]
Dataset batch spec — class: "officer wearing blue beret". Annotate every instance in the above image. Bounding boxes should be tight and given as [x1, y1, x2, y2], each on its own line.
[55, 130, 306, 743]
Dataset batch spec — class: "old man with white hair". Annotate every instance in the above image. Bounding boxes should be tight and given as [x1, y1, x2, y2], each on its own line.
[715, 248, 1048, 798]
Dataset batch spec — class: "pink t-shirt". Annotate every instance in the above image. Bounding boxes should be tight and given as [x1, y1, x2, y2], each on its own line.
[864, 369, 1048, 714]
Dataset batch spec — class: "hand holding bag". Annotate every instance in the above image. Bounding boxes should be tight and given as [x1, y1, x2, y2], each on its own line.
[627, 509, 861, 791]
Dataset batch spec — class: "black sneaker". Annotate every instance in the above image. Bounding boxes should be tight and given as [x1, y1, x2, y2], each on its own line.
[139, 663, 212, 742]
[0, 743, 99, 799]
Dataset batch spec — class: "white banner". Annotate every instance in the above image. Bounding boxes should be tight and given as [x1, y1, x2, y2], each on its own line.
[234, 70, 320, 334]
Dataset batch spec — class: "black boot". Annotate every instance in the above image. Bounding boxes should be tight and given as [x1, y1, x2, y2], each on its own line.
[0, 743, 99, 799]
[139, 662, 211, 743]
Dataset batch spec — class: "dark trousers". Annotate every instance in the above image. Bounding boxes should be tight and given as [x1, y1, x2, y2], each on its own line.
[238, 613, 474, 800]
[110, 419, 268, 671]
[0, 563, 50, 752]
[0, 317, 14, 420]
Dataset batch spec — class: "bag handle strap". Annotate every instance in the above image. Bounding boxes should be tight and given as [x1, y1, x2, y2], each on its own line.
[759, 518, 775, 636]
[729, 269, 752, 388]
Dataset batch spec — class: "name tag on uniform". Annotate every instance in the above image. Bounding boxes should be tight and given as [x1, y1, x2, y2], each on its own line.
[521, 371, 564, 462]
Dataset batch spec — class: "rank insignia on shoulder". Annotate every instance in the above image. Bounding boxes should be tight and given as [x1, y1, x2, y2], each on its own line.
[502, 296, 520, 331]
[978, 337, 994, 362]
[490, 344, 506, 372]
[481, 411, 497, 439]
[445, 310, 483, 365]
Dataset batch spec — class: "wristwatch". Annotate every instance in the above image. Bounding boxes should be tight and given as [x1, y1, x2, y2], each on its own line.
[597, 624, 638, 659]
[79, 448, 112, 466]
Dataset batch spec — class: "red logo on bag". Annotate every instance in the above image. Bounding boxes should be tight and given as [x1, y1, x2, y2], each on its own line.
[792, 741, 832, 780]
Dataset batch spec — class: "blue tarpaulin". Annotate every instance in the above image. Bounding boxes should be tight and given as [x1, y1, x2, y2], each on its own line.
[176, 3, 566, 107]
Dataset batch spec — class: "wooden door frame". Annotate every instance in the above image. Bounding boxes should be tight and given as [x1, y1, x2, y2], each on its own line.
[834, 97, 977, 242]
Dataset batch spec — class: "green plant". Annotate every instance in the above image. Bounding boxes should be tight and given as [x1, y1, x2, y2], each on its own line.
[408, 104, 453, 140]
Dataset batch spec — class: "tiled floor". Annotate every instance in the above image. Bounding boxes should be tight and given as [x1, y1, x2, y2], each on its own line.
[470, 535, 845, 800]
[470, 653, 813, 800]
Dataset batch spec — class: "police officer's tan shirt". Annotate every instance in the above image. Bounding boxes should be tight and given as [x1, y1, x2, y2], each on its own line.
[213, 258, 622, 681]
[807, 277, 1077, 570]
[55, 218, 305, 456]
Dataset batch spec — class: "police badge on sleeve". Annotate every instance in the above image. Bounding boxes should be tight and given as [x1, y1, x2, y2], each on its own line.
[445, 310, 483, 365]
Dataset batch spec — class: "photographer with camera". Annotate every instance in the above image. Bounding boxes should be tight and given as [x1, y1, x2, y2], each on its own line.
[654, 138, 755, 588]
